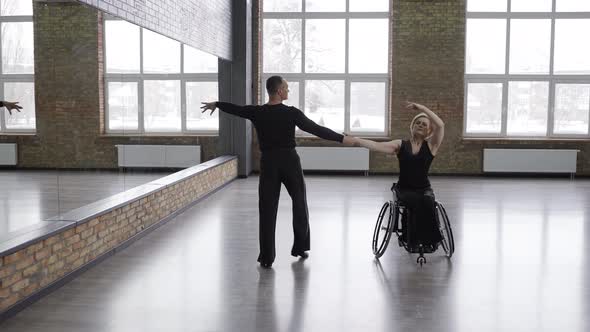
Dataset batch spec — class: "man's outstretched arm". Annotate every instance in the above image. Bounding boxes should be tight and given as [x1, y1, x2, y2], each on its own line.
[201, 101, 256, 120]
[294, 109, 351, 144]
[1, 101, 22, 116]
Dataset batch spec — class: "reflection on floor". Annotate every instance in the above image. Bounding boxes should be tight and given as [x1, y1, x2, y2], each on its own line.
[1, 175, 589, 332]
[0, 169, 172, 236]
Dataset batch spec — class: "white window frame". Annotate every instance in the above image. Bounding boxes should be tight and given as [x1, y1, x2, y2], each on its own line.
[464, 0, 590, 139]
[261, 1, 391, 137]
[0, 13, 35, 134]
[103, 17, 218, 135]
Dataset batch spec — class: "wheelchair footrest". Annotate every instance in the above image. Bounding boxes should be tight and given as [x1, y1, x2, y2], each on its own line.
[398, 239, 438, 254]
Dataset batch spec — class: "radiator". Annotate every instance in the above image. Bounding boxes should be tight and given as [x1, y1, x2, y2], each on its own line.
[0, 143, 17, 165]
[295, 147, 369, 171]
[117, 145, 200, 168]
[483, 148, 578, 173]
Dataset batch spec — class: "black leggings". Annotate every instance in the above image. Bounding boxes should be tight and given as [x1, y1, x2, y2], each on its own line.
[395, 186, 442, 246]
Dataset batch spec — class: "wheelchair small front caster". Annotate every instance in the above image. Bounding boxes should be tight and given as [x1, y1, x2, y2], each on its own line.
[416, 245, 426, 266]
[417, 255, 426, 266]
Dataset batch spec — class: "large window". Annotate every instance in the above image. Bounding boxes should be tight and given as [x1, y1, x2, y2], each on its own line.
[262, 0, 390, 136]
[0, 0, 35, 133]
[104, 19, 218, 134]
[465, 0, 590, 138]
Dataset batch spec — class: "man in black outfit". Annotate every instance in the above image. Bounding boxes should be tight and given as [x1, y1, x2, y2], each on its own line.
[201, 76, 354, 268]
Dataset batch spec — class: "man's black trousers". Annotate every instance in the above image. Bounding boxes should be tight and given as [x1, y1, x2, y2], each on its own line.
[257, 148, 310, 265]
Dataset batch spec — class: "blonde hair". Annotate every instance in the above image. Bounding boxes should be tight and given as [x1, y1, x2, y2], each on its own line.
[409, 113, 432, 138]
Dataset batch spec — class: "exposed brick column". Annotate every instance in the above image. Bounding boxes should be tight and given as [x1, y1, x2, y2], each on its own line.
[31, 2, 108, 168]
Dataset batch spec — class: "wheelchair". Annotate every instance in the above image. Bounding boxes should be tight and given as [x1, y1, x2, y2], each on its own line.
[372, 185, 454, 266]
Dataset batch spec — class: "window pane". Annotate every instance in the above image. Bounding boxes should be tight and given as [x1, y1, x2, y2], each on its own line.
[557, 0, 590, 12]
[509, 19, 551, 74]
[263, 19, 302, 73]
[554, 84, 590, 135]
[186, 82, 218, 131]
[263, 0, 301, 12]
[467, 0, 507, 12]
[554, 20, 590, 75]
[1, 22, 34, 74]
[4, 82, 34, 130]
[507, 81, 549, 136]
[305, 19, 345, 73]
[264, 81, 300, 109]
[105, 20, 140, 74]
[466, 19, 506, 74]
[350, 0, 389, 12]
[183, 45, 218, 73]
[511, 0, 552, 12]
[350, 82, 386, 133]
[285, 81, 300, 109]
[349, 19, 388, 74]
[143, 29, 180, 74]
[305, 0, 345, 12]
[144, 80, 181, 132]
[184, 45, 218, 73]
[107, 82, 138, 131]
[1, 0, 33, 15]
[304, 80, 344, 133]
[465, 83, 503, 134]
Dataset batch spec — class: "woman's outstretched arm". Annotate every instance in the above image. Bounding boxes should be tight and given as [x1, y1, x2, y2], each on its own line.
[351, 136, 401, 155]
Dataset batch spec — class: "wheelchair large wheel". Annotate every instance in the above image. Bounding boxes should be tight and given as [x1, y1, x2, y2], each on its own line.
[435, 202, 455, 258]
[372, 201, 394, 258]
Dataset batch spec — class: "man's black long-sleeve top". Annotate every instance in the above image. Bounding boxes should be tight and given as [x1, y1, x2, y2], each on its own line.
[216, 102, 344, 152]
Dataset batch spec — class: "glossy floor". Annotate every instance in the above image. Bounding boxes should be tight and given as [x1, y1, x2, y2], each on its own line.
[1, 175, 589, 332]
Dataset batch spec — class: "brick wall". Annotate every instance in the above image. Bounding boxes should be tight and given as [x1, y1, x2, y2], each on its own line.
[0, 157, 237, 312]
[76, 0, 232, 60]
[0, 2, 219, 168]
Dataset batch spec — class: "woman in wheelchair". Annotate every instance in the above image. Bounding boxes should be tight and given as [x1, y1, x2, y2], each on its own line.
[350, 101, 445, 250]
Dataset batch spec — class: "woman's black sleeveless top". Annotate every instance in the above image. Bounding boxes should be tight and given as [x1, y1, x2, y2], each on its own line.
[396, 140, 434, 190]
